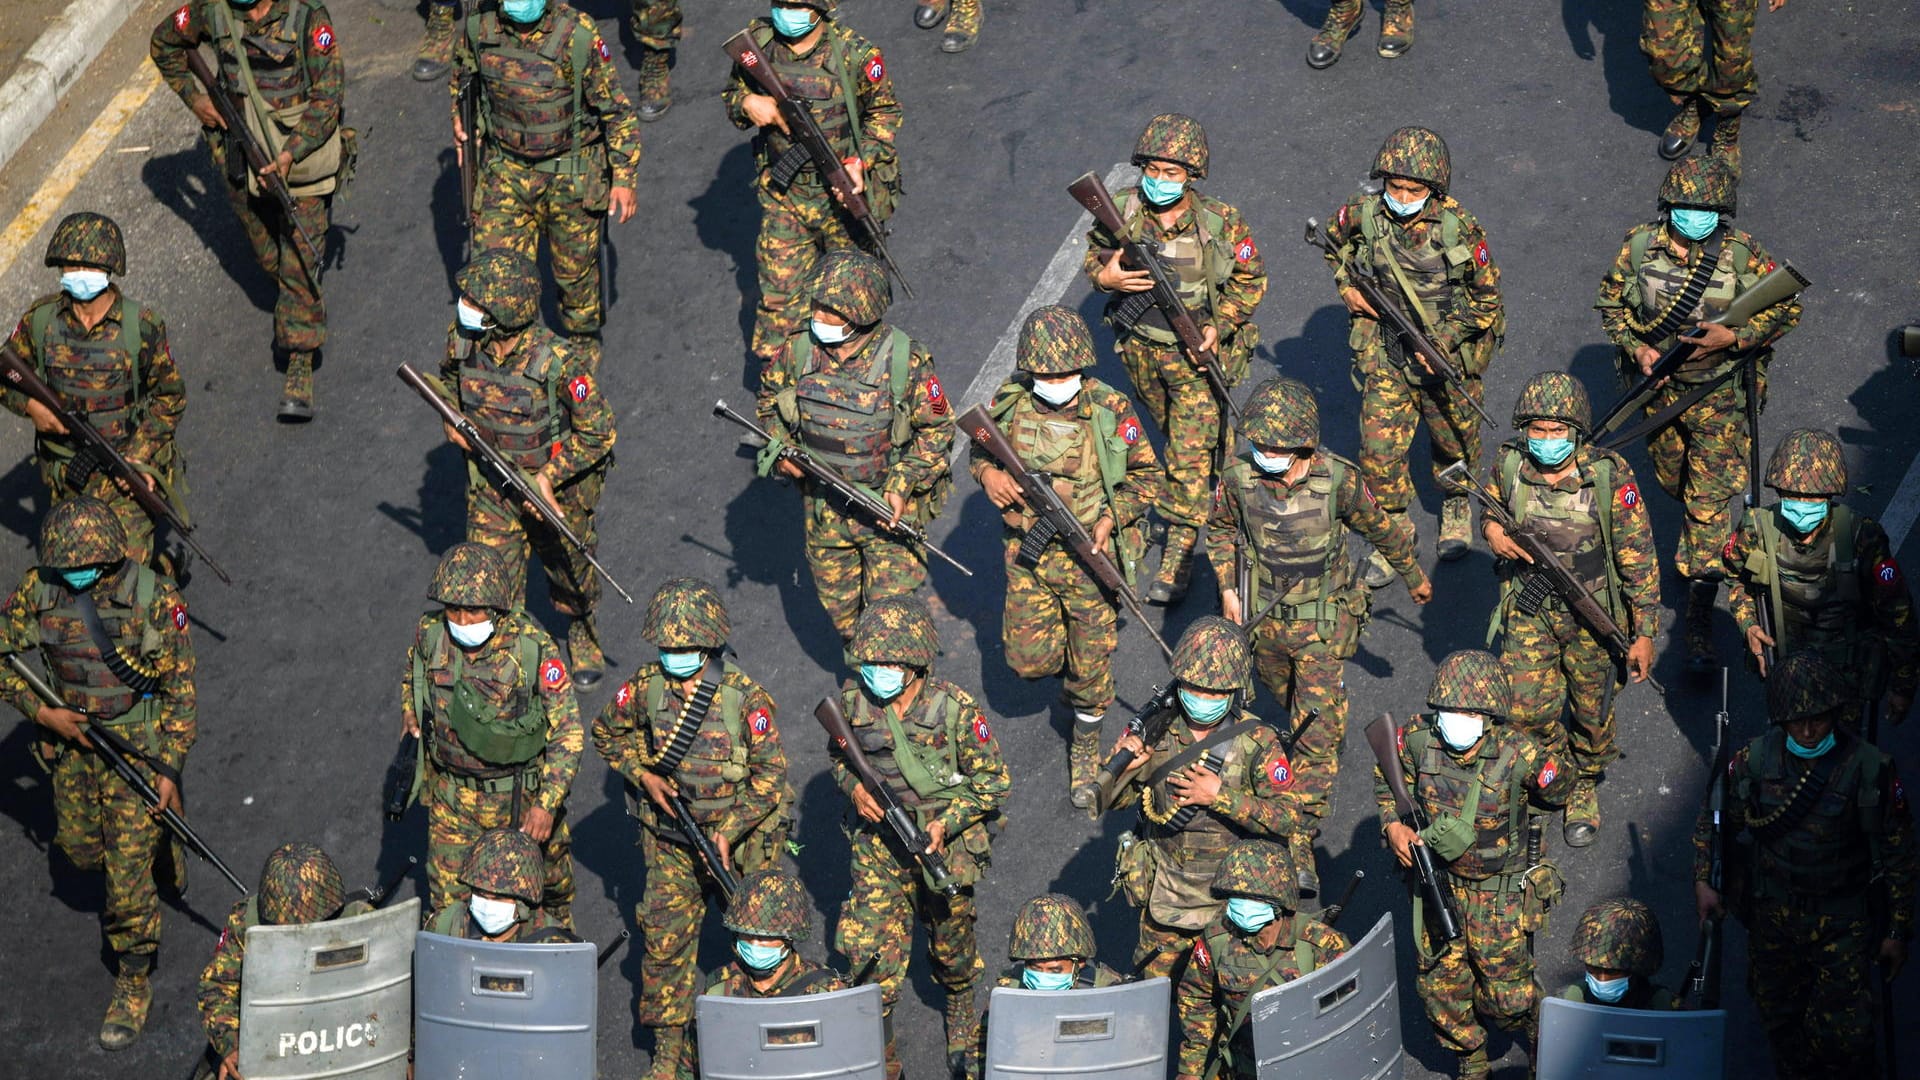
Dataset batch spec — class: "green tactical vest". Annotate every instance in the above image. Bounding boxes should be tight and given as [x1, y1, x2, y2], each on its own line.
[989, 384, 1140, 586]
[31, 565, 162, 729]
[1736, 730, 1884, 907]
[457, 335, 565, 471]
[774, 328, 912, 486]
[1227, 454, 1351, 621]
[1490, 447, 1624, 640]
[1113, 190, 1232, 347]
[414, 618, 548, 770]
[1746, 505, 1876, 685]
[207, 0, 344, 196]
[28, 298, 143, 447]
[844, 682, 969, 809]
[641, 660, 753, 814]
[1356, 196, 1501, 366]
[751, 22, 865, 175]
[468, 8, 595, 168]
[1626, 225, 1765, 381]
[1405, 722, 1531, 885]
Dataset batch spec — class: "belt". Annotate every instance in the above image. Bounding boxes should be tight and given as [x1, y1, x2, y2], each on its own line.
[438, 764, 541, 793]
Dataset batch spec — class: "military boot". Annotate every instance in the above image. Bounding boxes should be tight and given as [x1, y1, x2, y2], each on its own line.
[1306, 0, 1362, 69]
[1563, 777, 1600, 847]
[1659, 97, 1701, 160]
[637, 49, 673, 123]
[1069, 716, 1103, 812]
[99, 953, 153, 1051]
[1148, 524, 1197, 605]
[412, 3, 457, 82]
[1436, 494, 1471, 562]
[568, 616, 605, 689]
[1708, 112, 1742, 174]
[1456, 1046, 1490, 1079]
[647, 1026, 685, 1080]
[1290, 829, 1320, 900]
[942, 0, 981, 53]
[914, 0, 949, 30]
[278, 350, 314, 422]
[1378, 0, 1414, 58]
[943, 984, 980, 1080]
[1684, 579, 1716, 672]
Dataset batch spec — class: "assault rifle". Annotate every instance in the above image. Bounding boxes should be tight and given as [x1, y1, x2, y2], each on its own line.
[399, 364, 634, 604]
[0, 347, 230, 585]
[815, 697, 959, 896]
[1304, 216, 1496, 432]
[357, 855, 418, 909]
[7, 652, 247, 895]
[1365, 713, 1462, 945]
[1742, 348, 1778, 678]
[455, 68, 481, 251]
[721, 31, 912, 298]
[180, 45, 322, 273]
[664, 785, 738, 903]
[714, 400, 971, 576]
[1686, 670, 1731, 1010]
[383, 733, 418, 821]
[958, 404, 1172, 660]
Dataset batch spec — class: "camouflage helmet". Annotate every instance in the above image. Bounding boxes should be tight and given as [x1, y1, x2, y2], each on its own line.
[1571, 898, 1664, 977]
[1767, 650, 1850, 725]
[1427, 649, 1511, 717]
[810, 250, 891, 327]
[849, 595, 938, 668]
[1016, 304, 1096, 375]
[1008, 894, 1095, 961]
[642, 577, 730, 649]
[1659, 155, 1737, 214]
[39, 496, 127, 569]
[1511, 371, 1593, 435]
[257, 842, 346, 926]
[459, 827, 543, 904]
[1371, 127, 1451, 194]
[723, 869, 812, 941]
[778, 0, 836, 13]
[428, 542, 515, 611]
[46, 212, 126, 276]
[455, 249, 541, 331]
[1241, 377, 1319, 448]
[1132, 113, 1209, 179]
[1171, 616, 1251, 693]
[1764, 428, 1847, 496]
[1211, 839, 1299, 910]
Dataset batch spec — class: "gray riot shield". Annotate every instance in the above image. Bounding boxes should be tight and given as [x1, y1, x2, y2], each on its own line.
[237, 897, 418, 1079]
[983, 977, 1171, 1080]
[695, 982, 886, 1080]
[1247, 912, 1401, 1080]
[413, 930, 598, 1079]
[1536, 997, 1726, 1078]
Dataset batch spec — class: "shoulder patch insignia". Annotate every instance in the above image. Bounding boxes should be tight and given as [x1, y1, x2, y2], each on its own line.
[594, 35, 610, 61]
[1192, 939, 1212, 971]
[972, 716, 993, 744]
[1722, 533, 1737, 561]
[865, 53, 885, 83]
[1764, 260, 1777, 273]
[170, 604, 188, 631]
[1235, 236, 1257, 263]
[1265, 754, 1293, 789]
[1617, 483, 1641, 510]
[614, 682, 633, 709]
[173, 5, 191, 32]
[539, 657, 569, 692]
[1894, 775, 1907, 813]
[1473, 241, 1489, 267]
[1118, 415, 1143, 445]
[1536, 759, 1558, 788]
[568, 375, 592, 403]
[1875, 557, 1903, 591]
[749, 708, 773, 736]
[1395, 724, 1406, 752]
[311, 24, 334, 52]
[1336, 205, 1349, 230]
[925, 373, 948, 415]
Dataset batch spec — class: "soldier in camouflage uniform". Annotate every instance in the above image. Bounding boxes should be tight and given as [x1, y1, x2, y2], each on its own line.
[424, 827, 551, 940]
[976, 894, 1127, 1066]
[1595, 156, 1799, 671]
[725, 0, 903, 367]
[2, 214, 189, 572]
[1106, 618, 1304, 980]
[1724, 429, 1918, 728]
[593, 578, 796, 1079]
[830, 597, 1008, 1079]
[1479, 372, 1658, 847]
[909, 0, 984, 53]
[1376, 650, 1572, 1078]
[755, 252, 954, 648]
[973, 305, 1160, 802]
[398, 542, 583, 928]
[1085, 114, 1267, 605]
[152, 0, 347, 420]
[1174, 840, 1349, 1080]
[1556, 898, 1677, 1008]
[0, 496, 197, 1049]
[1694, 650, 1915, 1077]
[1322, 128, 1503, 581]
[630, 0, 680, 119]
[199, 843, 369, 1080]
[1207, 376, 1429, 895]
[1643, 0, 1785, 166]
[1306, 0, 1418, 67]
[451, 0, 639, 367]
[434, 249, 617, 684]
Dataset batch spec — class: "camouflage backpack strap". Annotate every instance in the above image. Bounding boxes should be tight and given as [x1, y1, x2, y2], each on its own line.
[1831, 504, 1860, 612]
[1195, 195, 1228, 316]
[1592, 454, 1625, 625]
[827, 27, 866, 163]
[1357, 197, 1443, 337]
[1754, 510, 1791, 655]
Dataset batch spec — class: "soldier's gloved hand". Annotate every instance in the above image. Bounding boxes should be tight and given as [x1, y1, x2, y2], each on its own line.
[1744, 625, 1775, 677]
[851, 782, 885, 824]
[1385, 822, 1419, 869]
[189, 95, 226, 131]
[520, 805, 555, 844]
[638, 770, 679, 814]
[1482, 521, 1532, 564]
[216, 1049, 245, 1080]
[1879, 938, 1906, 981]
[34, 703, 91, 746]
[608, 187, 636, 225]
[1694, 881, 1724, 925]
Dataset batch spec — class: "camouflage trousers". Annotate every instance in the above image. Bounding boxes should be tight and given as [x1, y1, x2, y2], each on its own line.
[424, 769, 575, 927]
[1414, 878, 1538, 1055]
[44, 738, 163, 958]
[834, 827, 982, 1010]
[1133, 910, 1206, 981]
[1249, 611, 1356, 825]
[1356, 360, 1482, 514]
[635, 816, 789, 1026]
[1118, 338, 1225, 530]
[1642, 376, 1753, 580]
[804, 492, 926, 642]
[211, 138, 330, 353]
[752, 177, 858, 364]
[629, 0, 681, 49]
[1001, 536, 1118, 714]
[1497, 601, 1620, 778]
[468, 467, 604, 617]
[473, 149, 612, 338]
[1641, 0, 1759, 114]
[1747, 900, 1876, 1077]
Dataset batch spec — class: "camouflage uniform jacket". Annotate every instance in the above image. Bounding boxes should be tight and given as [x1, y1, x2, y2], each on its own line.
[1175, 914, 1349, 1077]
[1108, 711, 1304, 842]
[1323, 191, 1502, 373]
[722, 19, 901, 183]
[2, 290, 186, 469]
[152, 0, 344, 162]
[435, 325, 615, 484]
[1206, 449, 1425, 603]
[1081, 189, 1267, 337]
[1374, 716, 1573, 882]
[970, 379, 1162, 531]
[680, 957, 850, 1077]
[1594, 222, 1799, 362]
[198, 897, 374, 1057]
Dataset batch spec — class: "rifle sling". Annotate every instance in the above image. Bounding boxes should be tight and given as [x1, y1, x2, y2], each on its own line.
[1634, 230, 1726, 347]
[71, 589, 163, 697]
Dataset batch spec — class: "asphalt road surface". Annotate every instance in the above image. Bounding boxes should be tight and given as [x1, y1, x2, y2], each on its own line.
[0, 0, 1917, 1076]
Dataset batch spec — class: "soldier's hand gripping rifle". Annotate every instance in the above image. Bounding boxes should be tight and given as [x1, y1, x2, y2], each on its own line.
[0, 347, 230, 585]
[1365, 713, 1462, 945]
[958, 404, 1173, 660]
[180, 45, 323, 275]
[399, 364, 634, 604]
[1686, 670, 1731, 1010]
[816, 697, 959, 897]
[721, 31, 913, 299]
[7, 652, 247, 894]
[713, 400, 972, 577]
[665, 784, 738, 903]
[1304, 217, 1496, 432]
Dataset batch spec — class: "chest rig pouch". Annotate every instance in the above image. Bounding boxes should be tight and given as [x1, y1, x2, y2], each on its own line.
[210, 0, 347, 196]
[417, 620, 547, 771]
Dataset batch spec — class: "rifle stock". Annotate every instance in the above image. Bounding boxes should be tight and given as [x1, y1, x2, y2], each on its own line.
[1686, 670, 1731, 1010]
[179, 45, 323, 273]
[1364, 713, 1462, 945]
[815, 697, 959, 896]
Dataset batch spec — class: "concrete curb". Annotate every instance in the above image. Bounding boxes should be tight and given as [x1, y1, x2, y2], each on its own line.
[0, 0, 149, 177]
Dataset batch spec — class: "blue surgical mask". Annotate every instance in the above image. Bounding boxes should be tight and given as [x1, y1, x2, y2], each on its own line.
[1251, 449, 1295, 475]
[770, 5, 817, 37]
[1021, 967, 1076, 992]
[1786, 731, 1836, 759]
[1669, 208, 1720, 241]
[456, 298, 491, 333]
[1527, 436, 1575, 468]
[1179, 688, 1231, 727]
[58, 567, 103, 592]
[469, 894, 519, 936]
[501, 0, 546, 23]
[1435, 710, 1485, 752]
[1383, 191, 1429, 218]
[660, 650, 704, 679]
[736, 938, 789, 971]
[446, 615, 495, 648]
[810, 316, 852, 345]
[1031, 375, 1082, 407]
[1779, 498, 1829, 535]
[1139, 174, 1186, 207]
[1584, 972, 1631, 1003]
[860, 663, 907, 701]
[60, 270, 110, 301]
[1225, 897, 1275, 933]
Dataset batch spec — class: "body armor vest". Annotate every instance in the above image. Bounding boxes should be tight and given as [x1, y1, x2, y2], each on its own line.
[1237, 463, 1345, 604]
[641, 665, 752, 819]
[1141, 723, 1254, 929]
[38, 567, 161, 725]
[210, 0, 313, 111]
[1114, 192, 1231, 346]
[1359, 199, 1460, 367]
[789, 330, 906, 485]
[1513, 473, 1608, 596]
[1739, 732, 1878, 902]
[755, 26, 858, 174]
[472, 12, 590, 162]
[844, 683, 967, 811]
[1408, 725, 1528, 882]
[458, 338, 565, 470]
[29, 300, 140, 446]
[1756, 506, 1862, 666]
[1630, 230, 1757, 380]
[1006, 398, 1106, 529]
[416, 619, 548, 774]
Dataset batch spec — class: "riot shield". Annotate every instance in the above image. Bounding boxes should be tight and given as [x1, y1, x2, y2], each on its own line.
[696, 982, 886, 1080]
[237, 897, 418, 1079]
[983, 977, 1171, 1080]
[414, 930, 598, 1079]
[1248, 912, 1401, 1080]
[1536, 997, 1726, 1078]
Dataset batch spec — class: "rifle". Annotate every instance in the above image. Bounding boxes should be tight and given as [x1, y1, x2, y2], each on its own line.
[1304, 216, 1497, 432]
[721, 31, 913, 299]
[1321, 870, 1364, 927]
[815, 697, 959, 896]
[358, 855, 418, 909]
[665, 786, 738, 903]
[1686, 670, 1730, 1010]
[7, 652, 248, 894]
[0, 348, 230, 585]
[1364, 713, 1462, 945]
[713, 400, 971, 577]
[180, 46, 323, 274]
[398, 363, 634, 604]
[1742, 348, 1777, 676]
[382, 733, 418, 821]
[598, 929, 632, 969]
[958, 404, 1173, 660]
[455, 68, 481, 252]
